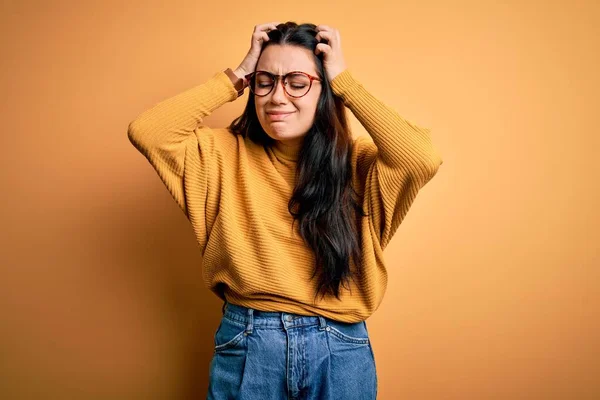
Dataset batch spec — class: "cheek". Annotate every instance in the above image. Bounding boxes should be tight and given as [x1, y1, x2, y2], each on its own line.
[300, 96, 319, 115]
[255, 101, 266, 117]
[308, 91, 320, 108]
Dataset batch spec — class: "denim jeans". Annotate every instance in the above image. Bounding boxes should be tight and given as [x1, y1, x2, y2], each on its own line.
[207, 300, 378, 399]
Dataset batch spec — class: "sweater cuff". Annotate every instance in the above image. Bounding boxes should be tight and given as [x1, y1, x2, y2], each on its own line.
[330, 68, 360, 99]
[213, 70, 240, 102]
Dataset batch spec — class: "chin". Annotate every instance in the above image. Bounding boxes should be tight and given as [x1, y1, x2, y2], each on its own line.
[262, 122, 290, 136]
[266, 131, 292, 141]
[263, 129, 294, 141]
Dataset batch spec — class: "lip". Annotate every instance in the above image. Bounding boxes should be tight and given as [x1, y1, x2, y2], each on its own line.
[267, 111, 294, 121]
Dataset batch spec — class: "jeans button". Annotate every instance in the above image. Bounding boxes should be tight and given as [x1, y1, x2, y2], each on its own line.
[285, 315, 293, 321]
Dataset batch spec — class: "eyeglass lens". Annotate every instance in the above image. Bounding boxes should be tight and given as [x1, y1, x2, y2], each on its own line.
[251, 72, 312, 97]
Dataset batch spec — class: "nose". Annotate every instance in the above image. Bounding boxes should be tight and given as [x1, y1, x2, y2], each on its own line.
[270, 77, 288, 103]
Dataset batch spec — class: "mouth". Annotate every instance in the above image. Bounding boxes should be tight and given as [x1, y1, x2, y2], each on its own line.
[267, 111, 294, 121]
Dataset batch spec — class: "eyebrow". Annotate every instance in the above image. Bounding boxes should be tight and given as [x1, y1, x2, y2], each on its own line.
[258, 70, 313, 75]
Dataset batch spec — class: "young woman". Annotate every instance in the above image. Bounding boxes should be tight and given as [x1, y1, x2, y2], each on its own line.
[128, 21, 443, 400]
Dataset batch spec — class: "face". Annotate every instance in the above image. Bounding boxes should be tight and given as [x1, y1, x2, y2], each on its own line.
[254, 44, 322, 149]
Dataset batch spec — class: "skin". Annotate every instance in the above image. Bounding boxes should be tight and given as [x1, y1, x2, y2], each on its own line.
[254, 44, 322, 156]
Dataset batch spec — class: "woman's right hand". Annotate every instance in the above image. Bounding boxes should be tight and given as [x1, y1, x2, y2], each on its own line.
[233, 22, 281, 79]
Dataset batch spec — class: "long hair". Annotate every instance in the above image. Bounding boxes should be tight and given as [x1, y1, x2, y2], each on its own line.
[228, 22, 368, 303]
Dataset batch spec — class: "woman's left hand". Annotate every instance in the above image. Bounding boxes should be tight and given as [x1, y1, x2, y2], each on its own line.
[315, 25, 347, 82]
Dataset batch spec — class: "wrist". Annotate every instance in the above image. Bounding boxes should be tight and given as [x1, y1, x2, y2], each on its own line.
[233, 68, 247, 80]
[224, 67, 247, 98]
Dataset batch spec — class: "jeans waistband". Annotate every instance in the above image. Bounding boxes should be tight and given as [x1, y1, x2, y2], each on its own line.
[221, 300, 329, 331]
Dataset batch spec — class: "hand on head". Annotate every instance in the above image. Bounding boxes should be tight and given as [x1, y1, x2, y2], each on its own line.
[235, 23, 347, 83]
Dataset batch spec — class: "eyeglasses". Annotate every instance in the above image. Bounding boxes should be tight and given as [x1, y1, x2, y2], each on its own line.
[244, 70, 321, 98]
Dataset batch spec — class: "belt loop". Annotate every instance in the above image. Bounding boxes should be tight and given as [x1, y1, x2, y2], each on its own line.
[246, 308, 254, 334]
[318, 315, 327, 330]
[221, 300, 227, 315]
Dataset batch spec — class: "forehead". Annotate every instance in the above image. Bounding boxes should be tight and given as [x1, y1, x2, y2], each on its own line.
[256, 45, 317, 75]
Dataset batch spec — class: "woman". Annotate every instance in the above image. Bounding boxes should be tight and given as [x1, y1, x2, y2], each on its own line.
[128, 21, 443, 400]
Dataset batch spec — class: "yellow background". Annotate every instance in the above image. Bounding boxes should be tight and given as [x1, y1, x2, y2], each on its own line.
[1, 1, 598, 398]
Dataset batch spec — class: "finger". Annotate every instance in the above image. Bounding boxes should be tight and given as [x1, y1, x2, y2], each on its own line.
[255, 22, 281, 32]
[261, 22, 281, 28]
[317, 26, 340, 44]
[315, 43, 331, 56]
[252, 31, 269, 44]
[316, 31, 337, 48]
[266, 22, 281, 29]
[315, 30, 332, 43]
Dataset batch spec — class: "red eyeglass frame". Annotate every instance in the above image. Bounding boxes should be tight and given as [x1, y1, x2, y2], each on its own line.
[244, 70, 322, 98]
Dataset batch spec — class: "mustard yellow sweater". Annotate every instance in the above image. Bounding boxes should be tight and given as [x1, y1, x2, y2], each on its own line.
[127, 68, 443, 323]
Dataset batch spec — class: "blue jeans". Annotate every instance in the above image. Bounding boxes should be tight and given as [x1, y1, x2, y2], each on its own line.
[207, 300, 378, 399]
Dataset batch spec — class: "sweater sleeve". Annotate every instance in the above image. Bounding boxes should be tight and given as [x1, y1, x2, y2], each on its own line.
[330, 69, 443, 250]
[127, 70, 238, 247]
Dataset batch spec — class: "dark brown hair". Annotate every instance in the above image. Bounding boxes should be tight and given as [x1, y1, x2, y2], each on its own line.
[228, 21, 368, 303]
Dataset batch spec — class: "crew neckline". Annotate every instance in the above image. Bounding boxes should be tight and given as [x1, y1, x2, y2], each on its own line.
[270, 142, 301, 162]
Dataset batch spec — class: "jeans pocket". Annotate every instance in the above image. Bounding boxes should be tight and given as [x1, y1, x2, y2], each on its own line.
[326, 319, 370, 345]
[213, 317, 248, 353]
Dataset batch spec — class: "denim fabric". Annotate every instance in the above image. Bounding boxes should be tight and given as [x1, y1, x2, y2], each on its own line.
[207, 300, 378, 399]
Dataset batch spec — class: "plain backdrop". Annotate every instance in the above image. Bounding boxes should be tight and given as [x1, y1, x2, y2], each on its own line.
[1, 1, 598, 399]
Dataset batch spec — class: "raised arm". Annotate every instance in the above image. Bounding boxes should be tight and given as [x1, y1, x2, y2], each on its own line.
[127, 71, 238, 218]
[330, 69, 443, 250]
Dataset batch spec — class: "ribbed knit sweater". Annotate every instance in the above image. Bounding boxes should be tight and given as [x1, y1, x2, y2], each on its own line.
[127, 68, 443, 322]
